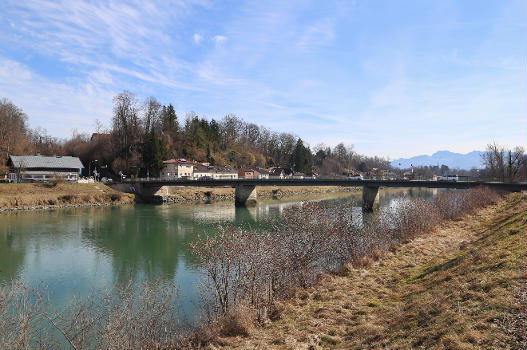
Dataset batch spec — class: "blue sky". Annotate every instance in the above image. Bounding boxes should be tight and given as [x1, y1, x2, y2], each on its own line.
[0, 0, 525, 158]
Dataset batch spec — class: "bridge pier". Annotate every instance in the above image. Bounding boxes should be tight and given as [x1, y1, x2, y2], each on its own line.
[235, 185, 257, 206]
[362, 186, 380, 212]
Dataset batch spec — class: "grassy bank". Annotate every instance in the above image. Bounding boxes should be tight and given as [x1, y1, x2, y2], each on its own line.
[216, 192, 526, 349]
[0, 183, 135, 210]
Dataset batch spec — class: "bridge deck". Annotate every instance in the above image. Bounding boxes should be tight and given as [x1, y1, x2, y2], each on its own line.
[125, 179, 527, 192]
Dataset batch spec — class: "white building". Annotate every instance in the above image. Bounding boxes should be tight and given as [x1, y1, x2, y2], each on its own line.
[193, 165, 238, 180]
[7, 155, 84, 183]
[161, 159, 194, 179]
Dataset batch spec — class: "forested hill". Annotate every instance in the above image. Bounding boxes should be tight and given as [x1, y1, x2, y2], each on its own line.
[0, 93, 390, 177]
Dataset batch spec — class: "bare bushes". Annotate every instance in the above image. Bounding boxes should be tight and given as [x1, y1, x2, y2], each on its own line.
[0, 279, 188, 350]
[103, 281, 184, 349]
[217, 305, 254, 337]
[0, 281, 48, 350]
[191, 187, 501, 325]
[383, 198, 440, 242]
[191, 203, 351, 321]
[434, 186, 499, 220]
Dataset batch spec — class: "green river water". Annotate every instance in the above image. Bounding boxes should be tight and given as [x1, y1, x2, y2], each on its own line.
[0, 188, 438, 322]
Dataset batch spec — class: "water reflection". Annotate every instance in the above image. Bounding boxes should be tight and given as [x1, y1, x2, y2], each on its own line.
[0, 229, 25, 281]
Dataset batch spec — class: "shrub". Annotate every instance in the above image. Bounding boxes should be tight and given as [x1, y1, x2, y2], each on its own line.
[0, 279, 187, 349]
[218, 305, 254, 337]
[109, 193, 121, 202]
[0, 280, 48, 350]
[58, 194, 75, 203]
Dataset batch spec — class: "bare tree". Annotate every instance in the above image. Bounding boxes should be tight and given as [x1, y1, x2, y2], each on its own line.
[0, 98, 31, 174]
[506, 146, 525, 181]
[219, 114, 243, 149]
[94, 119, 106, 134]
[112, 91, 142, 171]
[142, 96, 162, 134]
[482, 142, 524, 182]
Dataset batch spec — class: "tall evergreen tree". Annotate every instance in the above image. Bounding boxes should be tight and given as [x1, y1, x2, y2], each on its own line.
[162, 104, 179, 144]
[142, 130, 167, 177]
[291, 138, 313, 175]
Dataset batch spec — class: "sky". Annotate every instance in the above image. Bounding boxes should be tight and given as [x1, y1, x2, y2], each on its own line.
[0, 0, 525, 159]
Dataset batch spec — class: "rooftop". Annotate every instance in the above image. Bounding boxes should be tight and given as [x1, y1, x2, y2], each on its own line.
[9, 155, 84, 169]
[162, 159, 194, 165]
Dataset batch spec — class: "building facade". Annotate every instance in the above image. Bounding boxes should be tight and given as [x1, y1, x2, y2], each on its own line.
[194, 165, 238, 180]
[161, 159, 194, 179]
[238, 169, 255, 178]
[7, 155, 84, 183]
[269, 167, 294, 179]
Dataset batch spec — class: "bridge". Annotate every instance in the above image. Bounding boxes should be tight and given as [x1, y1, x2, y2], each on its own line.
[117, 178, 527, 211]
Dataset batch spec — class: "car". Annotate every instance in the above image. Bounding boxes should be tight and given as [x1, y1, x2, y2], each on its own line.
[101, 177, 113, 183]
[347, 174, 363, 180]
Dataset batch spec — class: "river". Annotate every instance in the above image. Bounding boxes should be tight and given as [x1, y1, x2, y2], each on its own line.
[0, 187, 440, 323]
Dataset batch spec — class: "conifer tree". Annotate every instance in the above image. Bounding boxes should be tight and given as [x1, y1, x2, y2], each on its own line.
[291, 138, 313, 175]
[142, 130, 167, 177]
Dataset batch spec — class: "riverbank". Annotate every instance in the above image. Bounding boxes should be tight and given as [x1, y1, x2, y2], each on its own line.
[215, 192, 527, 349]
[0, 183, 409, 211]
[0, 183, 135, 211]
[159, 185, 361, 203]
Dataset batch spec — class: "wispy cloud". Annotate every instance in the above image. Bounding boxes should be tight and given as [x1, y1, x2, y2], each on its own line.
[297, 18, 336, 49]
[0, 59, 32, 80]
[0, 0, 524, 158]
[213, 35, 227, 45]
[0, 58, 114, 136]
[193, 33, 203, 44]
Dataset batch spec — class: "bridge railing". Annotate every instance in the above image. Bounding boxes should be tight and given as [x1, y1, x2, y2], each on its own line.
[123, 177, 182, 183]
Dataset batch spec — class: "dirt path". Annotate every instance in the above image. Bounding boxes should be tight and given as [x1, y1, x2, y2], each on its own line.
[216, 193, 527, 349]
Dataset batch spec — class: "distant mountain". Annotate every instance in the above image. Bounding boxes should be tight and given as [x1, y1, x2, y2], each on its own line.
[391, 150, 485, 170]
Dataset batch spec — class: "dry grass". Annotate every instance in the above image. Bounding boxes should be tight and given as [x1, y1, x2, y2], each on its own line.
[0, 183, 135, 209]
[216, 193, 527, 350]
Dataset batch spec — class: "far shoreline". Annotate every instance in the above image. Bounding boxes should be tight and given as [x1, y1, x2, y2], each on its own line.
[0, 183, 361, 212]
[0, 183, 418, 212]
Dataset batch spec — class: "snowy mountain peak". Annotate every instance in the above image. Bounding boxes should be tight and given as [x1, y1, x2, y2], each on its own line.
[391, 150, 485, 170]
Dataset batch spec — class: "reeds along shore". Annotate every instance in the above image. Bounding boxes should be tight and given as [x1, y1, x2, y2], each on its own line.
[0, 187, 501, 349]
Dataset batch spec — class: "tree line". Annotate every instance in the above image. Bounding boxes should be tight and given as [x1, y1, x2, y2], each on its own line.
[1, 94, 524, 181]
[0, 93, 390, 177]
